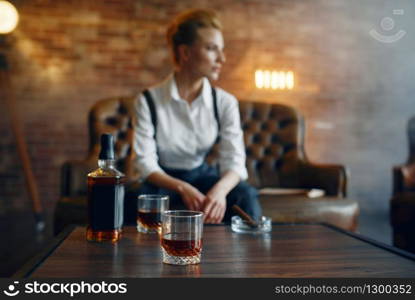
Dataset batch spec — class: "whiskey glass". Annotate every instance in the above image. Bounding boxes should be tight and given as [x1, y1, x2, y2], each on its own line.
[136, 195, 169, 233]
[161, 210, 203, 265]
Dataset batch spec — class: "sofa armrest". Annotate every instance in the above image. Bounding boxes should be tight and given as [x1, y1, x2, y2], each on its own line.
[393, 163, 415, 195]
[298, 161, 348, 197]
[390, 192, 415, 226]
[393, 165, 405, 195]
[60, 158, 96, 197]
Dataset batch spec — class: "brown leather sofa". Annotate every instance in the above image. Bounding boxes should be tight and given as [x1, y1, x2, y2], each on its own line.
[54, 96, 359, 234]
[390, 116, 415, 253]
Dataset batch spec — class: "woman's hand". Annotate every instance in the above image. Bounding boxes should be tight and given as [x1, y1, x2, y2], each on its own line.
[202, 170, 241, 223]
[202, 187, 227, 224]
[177, 182, 205, 211]
[147, 172, 205, 211]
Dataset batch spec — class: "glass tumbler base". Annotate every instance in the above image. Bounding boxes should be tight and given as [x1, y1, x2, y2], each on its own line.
[162, 248, 201, 265]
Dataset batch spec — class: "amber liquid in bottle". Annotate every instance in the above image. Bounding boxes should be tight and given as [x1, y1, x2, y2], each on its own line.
[86, 134, 125, 243]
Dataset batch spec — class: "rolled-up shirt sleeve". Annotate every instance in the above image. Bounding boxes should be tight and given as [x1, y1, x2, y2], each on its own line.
[134, 93, 165, 180]
[218, 95, 248, 181]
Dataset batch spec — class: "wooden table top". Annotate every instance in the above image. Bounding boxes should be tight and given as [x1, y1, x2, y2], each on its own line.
[26, 224, 415, 278]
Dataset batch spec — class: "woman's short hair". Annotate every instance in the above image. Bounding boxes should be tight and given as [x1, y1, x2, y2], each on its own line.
[166, 9, 222, 64]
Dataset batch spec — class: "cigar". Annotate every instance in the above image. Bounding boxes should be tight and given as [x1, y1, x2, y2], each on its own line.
[232, 205, 258, 228]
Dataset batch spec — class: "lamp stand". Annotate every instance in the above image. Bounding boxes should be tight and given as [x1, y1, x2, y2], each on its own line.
[0, 52, 44, 231]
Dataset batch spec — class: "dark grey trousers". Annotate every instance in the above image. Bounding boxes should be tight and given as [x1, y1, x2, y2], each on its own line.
[124, 163, 262, 224]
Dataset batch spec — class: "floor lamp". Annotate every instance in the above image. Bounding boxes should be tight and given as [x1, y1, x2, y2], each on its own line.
[0, 0, 44, 231]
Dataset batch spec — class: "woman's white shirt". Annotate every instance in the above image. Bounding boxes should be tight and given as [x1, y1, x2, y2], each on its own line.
[134, 74, 248, 181]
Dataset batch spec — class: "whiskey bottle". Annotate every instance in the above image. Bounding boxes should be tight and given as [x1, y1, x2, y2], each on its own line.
[86, 133, 125, 242]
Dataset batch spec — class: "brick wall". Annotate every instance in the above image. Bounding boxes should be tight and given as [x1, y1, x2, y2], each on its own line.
[1, 0, 414, 215]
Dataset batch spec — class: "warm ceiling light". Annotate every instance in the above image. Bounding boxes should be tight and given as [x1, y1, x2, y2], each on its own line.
[0, 1, 19, 34]
[286, 71, 294, 89]
[255, 70, 294, 90]
[255, 70, 264, 89]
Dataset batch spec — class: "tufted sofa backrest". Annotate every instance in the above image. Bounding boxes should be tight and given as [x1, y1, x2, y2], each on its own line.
[88, 96, 140, 182]
[88, 96, 307, 188]
[240, 101, 305, 188]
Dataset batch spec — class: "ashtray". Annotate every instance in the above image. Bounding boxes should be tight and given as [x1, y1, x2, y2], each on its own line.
[231, 215, 272, 233]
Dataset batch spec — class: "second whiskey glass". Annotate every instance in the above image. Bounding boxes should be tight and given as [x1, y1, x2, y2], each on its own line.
[136, 194, 169, 234]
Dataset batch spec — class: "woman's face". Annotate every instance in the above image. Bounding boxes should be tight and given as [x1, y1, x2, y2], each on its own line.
[179, 27, 226, 81]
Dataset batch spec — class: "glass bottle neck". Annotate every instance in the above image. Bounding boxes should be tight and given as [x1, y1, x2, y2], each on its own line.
[98, 159, 115, 169]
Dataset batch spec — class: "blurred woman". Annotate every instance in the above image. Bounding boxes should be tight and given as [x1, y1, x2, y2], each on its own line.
[131, 9, 261, 224]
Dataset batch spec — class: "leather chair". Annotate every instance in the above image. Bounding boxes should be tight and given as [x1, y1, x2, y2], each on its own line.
[390, 116, 415, 252]
[54, 96, 359, 234]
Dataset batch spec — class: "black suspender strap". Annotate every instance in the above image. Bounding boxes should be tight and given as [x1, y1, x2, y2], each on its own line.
[211, 86, 221, 133]
[211, 87, 221, 144]
[142, 89, 157, 140]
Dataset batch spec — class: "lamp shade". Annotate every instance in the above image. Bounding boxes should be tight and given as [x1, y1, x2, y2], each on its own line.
[0, 1, 19, 34]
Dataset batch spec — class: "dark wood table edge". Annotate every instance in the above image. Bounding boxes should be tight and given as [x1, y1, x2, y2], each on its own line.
[12, 223, 415, 278]
[11, 225, 76, 278]
[320, 222, 415, 262]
